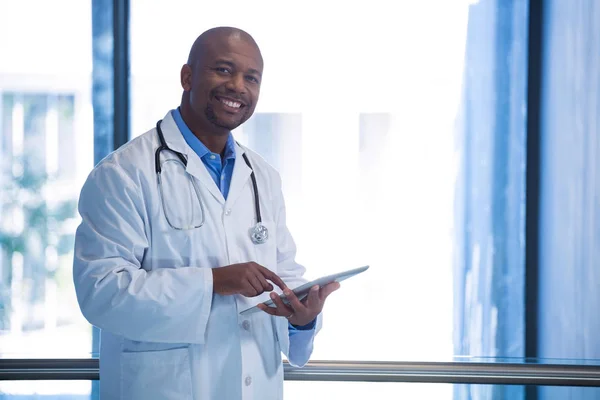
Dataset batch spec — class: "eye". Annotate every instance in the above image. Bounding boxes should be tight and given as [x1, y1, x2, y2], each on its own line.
[245, 75, 260, 84]
[215, 67, 232, 74]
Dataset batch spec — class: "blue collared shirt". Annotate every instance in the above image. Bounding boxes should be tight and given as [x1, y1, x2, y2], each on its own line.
[171, 108, 236, 199]
[171, 109, 316, 335]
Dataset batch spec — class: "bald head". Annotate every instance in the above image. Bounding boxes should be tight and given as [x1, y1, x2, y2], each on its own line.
[187, 27, 262, 67]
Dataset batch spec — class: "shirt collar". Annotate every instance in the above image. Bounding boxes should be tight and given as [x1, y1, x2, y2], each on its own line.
[223, 134, 237, 161]
[171, 107, 236, 161]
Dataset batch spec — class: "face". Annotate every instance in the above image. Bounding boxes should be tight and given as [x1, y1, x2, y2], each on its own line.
[182, 33, 263, 134]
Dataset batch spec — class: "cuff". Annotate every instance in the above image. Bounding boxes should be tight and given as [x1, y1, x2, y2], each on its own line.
[289, 318, 316, 331]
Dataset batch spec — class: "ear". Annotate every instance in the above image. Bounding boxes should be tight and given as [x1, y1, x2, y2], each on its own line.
[180, 64, 193, 91]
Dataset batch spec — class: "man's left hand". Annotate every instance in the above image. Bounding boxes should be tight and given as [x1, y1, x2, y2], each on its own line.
[258, 282, 340, 327]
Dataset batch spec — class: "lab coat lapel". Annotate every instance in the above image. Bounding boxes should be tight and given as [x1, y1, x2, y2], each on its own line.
[225, 143, 252, 211]
[185, 156, 226, 204]
[158, 112, 225, 205]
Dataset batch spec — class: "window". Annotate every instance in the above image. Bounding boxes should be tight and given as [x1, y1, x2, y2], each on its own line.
[15, 1, 600, 400]
[0, 0, 96, 397]
[130, 1, 529, 399]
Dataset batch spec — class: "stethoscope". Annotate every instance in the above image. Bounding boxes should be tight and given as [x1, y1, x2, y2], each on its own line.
[155, 120, 269, 245]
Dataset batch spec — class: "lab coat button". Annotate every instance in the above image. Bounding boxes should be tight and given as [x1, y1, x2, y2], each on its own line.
[245, 376, 252, 386]
[225, 209, 231, 216]
[242, 320, 250, 331]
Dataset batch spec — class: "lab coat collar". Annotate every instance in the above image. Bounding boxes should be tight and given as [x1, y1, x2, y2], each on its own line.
[226, 141, 253, 212]
[157, 111, 251, 207]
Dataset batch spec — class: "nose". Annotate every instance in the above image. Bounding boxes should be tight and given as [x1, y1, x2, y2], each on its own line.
[225, 73, 246, 94]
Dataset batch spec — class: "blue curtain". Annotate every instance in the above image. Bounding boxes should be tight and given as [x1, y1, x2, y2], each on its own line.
[453, 1, 529, 399]
[538, 1, 600, 399]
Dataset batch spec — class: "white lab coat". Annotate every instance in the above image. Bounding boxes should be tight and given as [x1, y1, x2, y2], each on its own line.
[73, 111, 321, 400]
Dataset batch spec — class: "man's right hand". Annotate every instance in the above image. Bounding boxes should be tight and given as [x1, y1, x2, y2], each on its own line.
[212, 262, 288, 297]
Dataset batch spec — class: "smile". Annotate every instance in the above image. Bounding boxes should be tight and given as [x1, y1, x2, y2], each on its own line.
[215, 96, 244, 110]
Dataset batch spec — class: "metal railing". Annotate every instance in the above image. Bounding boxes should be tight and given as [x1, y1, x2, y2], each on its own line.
[2, 359, 600, 387]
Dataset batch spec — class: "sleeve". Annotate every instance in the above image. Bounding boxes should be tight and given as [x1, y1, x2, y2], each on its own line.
[271, 171, 322, 367]
[72, 161, 213, 344]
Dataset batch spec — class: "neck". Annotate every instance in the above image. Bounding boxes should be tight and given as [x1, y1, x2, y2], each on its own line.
[179, 104, 229, 155]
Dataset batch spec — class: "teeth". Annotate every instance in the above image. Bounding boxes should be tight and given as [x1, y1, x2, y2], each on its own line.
[220, 98, 241, 108]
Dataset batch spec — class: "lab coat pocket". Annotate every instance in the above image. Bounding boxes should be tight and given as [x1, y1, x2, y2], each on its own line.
[120, 347, 193, 400]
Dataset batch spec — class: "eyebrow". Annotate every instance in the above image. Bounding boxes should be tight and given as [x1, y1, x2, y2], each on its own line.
[215, 59, 262, 77]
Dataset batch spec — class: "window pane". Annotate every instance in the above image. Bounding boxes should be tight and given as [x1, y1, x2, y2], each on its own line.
[130, 1, 529, 398]
[538, 0, 600, 399]
[131, 0, 527, 360]
[0, 0, 94, 365]
[0, 381, 91, 399]
[285, 382, 600, 400]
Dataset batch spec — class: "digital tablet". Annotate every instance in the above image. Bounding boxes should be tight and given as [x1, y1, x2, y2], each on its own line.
[239, 265, 369, 316]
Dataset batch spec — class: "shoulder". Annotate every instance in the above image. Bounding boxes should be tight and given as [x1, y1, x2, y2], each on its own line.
[87, 128, 157, 187]
[236, 143, 282, 187]
[78, 128, 159, 219]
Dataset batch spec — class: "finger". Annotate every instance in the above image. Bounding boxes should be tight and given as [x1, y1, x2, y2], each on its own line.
[283, 288, 305, 312]
[305, 285, 321, 309]
[245, 275, 264, 296]
[270, 292, 295, 316]
[257, 265, 288, 291]
[319, 281, 341, 301]
[253, 270, 274, 292]
[258, 303, 278, 316]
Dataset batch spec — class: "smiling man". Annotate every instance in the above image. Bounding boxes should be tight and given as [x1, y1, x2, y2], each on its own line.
[180, 28, 262, 153]
[73, 27, 339, 399]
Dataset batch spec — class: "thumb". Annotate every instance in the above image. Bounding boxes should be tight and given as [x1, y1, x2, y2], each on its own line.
[319, 282, 340, 301]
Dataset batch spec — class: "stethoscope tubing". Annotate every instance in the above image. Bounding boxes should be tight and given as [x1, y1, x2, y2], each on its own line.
[155, 120, 266, 240]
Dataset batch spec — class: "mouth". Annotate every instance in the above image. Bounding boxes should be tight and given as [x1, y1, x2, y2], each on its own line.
[214, 96, 246, 113]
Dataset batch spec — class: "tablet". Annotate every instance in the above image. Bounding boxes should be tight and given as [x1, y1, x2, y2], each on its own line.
[239, 265, 369, 316]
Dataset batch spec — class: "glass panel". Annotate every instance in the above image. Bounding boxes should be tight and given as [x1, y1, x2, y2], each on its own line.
[539, 387, 600, 400]
[284, 382, 600, 400]
[538, 0, 600, 391]
[1, 380, 600, 400]
[0, 381, 91, 399]
[0, 0, 94, 362]
[284, 381, 454, 400]
[129, 0, 529, 373]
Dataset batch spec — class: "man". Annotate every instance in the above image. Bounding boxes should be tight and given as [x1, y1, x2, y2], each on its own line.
[73, 27, 339, 399]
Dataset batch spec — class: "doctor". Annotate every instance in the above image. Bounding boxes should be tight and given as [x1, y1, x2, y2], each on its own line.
[73, 26, 339, 399]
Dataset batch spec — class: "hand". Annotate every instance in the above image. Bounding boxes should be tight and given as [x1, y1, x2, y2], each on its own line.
[212, 262, 287, 297]
[258, 282, 341, 326]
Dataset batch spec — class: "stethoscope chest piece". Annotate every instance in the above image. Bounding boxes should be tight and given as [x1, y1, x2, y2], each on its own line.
[250, 223, 269, 245]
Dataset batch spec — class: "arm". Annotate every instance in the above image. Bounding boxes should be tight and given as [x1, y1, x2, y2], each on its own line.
[73, 162, 212, 344]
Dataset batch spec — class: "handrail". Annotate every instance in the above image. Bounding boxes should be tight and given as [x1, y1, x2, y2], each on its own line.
[1, 359, 600, 387]
[284, 360, 600, 387]
[0, 359, 98, 381]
